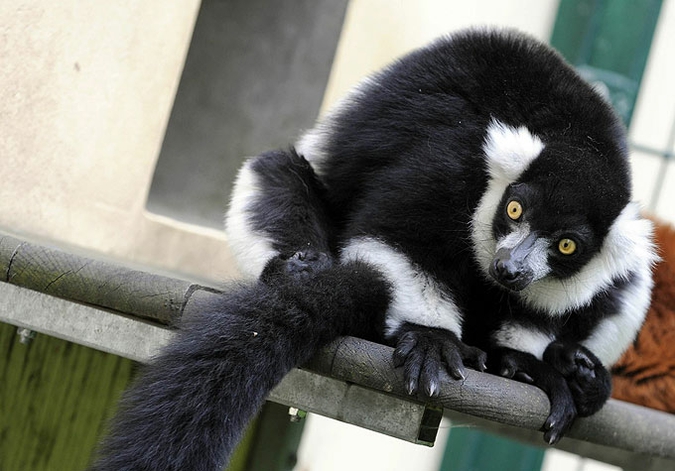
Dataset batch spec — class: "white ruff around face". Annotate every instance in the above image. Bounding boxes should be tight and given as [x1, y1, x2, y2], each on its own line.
[520, 203, 657, 316]
[471, 119, 545, 279]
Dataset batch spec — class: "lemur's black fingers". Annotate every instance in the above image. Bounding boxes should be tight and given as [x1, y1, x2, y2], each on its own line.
[568, 366, 612, 417]
[260, 250, 334, 285]
[393, 332, 417, 368]
[544, 341, 600, 379]
[541, 381, 577, 445]
[573, 348, 598, 380]
[498, 355, 518, 379]
[441, 343, 466, 381]
[393, 323, 480, 397]
[401, 345, 424, 395]
[497, 361, 533, 383]
[494, 348, 579, 445]
[284, 250, 333, 279]
[420, 351, 443, 397]
[398, 338, 446, 396]
[543, 341, 611, 417]
[459, 344, 487, 373]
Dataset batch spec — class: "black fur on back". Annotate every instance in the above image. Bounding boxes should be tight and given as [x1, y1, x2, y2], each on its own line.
[320, 28, 629, 243]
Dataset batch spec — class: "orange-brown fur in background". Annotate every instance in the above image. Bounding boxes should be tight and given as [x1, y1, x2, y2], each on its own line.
[612, 217, 675, 412]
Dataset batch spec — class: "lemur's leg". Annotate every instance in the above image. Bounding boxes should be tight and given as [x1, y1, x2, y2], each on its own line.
[226, 149, 334, 279]
[543, 341, 612, 417]
[492, 347, 577, 445]
[341, 237, 487, 397]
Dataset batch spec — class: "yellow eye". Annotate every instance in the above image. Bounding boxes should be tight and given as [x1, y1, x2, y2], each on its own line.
[558, 238, 577, 255]
[506, 200, 523, 220]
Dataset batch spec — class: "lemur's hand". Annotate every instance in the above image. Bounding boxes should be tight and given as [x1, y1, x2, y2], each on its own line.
[392, 323, 486, 397]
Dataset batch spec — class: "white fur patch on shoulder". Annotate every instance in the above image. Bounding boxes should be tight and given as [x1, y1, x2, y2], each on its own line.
[483, 119, 545, 182]
[579, 206, 657, 365]
[296, 125, 330, 176]
[493, 323, 554, 360]
[582, 266, 654, 366]
[224, 159, 279, 279]
[296, 76, 379, 176]
[340, 237, 463, 338]
[520, 202, 658, 316]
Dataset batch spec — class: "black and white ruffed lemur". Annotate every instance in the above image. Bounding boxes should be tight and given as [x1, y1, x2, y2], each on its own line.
[90, 28, 657, 471]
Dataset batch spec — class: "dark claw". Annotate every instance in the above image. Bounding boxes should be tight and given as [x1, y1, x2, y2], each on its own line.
[542, 396, 576, 445]
[514, 371, 534, 384]
[420, 352, 443, 396]
[441, 343, 466, 380]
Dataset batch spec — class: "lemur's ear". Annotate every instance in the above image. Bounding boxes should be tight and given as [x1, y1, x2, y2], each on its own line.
[483, 119, 544, 183]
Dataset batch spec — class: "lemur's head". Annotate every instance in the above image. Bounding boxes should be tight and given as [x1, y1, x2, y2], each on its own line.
[471, 119, 655, 315]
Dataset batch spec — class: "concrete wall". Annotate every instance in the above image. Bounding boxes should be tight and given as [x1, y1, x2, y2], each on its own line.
[0, 0, 349, 284]
[0, 1, 237, 283]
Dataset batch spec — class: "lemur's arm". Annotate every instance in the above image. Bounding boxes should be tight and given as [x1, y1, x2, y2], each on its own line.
[227, 149, 486, 397]
[226, 149, 335, 279]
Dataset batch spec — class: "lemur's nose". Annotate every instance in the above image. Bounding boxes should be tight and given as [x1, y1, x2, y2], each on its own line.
[493, 258, 522, 282]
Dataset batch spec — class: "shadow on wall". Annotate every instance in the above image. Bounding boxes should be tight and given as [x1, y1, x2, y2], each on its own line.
[147, 0, 348, 229]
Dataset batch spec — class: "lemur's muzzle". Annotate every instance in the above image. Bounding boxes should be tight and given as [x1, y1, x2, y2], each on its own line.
[489, 232, 539, 291]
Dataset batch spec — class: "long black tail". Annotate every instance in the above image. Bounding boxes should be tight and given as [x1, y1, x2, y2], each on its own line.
[90, 260, 390, 471]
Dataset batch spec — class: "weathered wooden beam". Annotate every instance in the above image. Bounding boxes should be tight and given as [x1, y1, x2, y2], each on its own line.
[0, 281, 440, 446]
[0, 233, 212, 325]
[301, 336, 675, 463]
[0, 281, 171, 362]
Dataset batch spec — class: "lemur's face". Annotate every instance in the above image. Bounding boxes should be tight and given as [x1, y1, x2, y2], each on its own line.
[471, 119, 652, 315]
[488, 182, 600, 291]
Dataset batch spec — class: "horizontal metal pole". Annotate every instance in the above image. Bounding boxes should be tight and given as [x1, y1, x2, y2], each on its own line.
[1, 230, 674, 465]
[0, 233, 215, 325]
[0, 281, 172, 362]
[269, 369, 441, 446]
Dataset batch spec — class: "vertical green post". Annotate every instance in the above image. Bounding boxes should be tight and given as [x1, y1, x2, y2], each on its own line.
[550, 0, 663, 126]
[440, 427, 545, 471]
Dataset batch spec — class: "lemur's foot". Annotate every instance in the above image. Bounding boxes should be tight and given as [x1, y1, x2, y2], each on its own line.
[285, 250, 333, 278]
[261, 249, 333, 284]
[544, 341, 611, 417]
[392, 322, 486, 397]
[495, 348, 577, 445]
